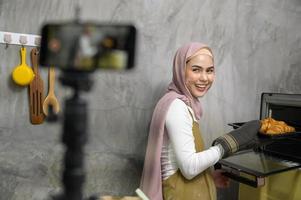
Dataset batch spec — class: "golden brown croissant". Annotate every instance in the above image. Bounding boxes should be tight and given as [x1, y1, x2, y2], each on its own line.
[260, 117, 295, 135]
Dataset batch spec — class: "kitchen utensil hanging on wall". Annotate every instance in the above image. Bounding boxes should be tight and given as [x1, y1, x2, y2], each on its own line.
[12, 47, 35, 86]
[28, 48, 45, 124]
[43, 67, 60, 116]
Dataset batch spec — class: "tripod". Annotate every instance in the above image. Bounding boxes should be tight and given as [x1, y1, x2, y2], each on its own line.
[51, 71, 97, 200]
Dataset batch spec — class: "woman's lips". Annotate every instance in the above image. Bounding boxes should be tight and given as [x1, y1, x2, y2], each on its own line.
[195, 84, 207, 92]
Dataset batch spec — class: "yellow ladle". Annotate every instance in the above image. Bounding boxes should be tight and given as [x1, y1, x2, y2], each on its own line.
[12, 47, 35, 86]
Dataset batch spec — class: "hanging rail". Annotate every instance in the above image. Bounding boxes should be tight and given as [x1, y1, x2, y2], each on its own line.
[0, 31, 41, 47]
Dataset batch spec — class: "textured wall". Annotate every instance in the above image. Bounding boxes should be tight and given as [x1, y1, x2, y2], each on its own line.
[0, 0, 300, 199]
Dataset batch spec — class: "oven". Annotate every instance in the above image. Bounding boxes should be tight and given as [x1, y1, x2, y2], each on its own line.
[215, 93, 301, 200]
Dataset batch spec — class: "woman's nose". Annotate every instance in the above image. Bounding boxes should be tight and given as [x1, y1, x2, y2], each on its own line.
[199, 72, 208, 82]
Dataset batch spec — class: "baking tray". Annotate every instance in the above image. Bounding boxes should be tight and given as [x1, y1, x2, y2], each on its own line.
[228, 122, 301, 139]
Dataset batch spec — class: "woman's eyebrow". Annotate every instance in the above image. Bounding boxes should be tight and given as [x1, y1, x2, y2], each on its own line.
[191, 65, 214, 68]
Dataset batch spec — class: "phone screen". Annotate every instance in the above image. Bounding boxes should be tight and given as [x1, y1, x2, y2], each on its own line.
[39, 23, 136, 71]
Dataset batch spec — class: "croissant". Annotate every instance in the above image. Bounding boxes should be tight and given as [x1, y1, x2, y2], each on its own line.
[260, 117, 295, 135]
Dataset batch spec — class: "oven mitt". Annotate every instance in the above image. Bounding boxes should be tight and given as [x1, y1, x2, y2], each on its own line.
[212, 120, 261, 158]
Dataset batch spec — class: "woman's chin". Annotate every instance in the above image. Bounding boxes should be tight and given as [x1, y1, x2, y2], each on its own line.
[193, 90, 208, 98]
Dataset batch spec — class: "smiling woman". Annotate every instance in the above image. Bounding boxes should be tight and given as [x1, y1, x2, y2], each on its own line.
[139, 42, 262, 200]
[139, 43, 226, 200]
[185, 48, 215, 98]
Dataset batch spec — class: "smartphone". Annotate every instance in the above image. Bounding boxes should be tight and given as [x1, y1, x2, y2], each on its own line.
[39, 22, 136, 71]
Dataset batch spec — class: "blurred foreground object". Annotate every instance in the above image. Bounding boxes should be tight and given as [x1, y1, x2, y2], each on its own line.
[40, 22, 136, 71]
[40, 20, 137, 200]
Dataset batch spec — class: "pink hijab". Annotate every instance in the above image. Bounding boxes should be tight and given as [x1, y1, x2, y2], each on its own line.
[140, 42, 213, 200]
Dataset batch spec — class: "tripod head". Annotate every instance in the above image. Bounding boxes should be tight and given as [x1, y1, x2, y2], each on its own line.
[60, 71, 93, 92]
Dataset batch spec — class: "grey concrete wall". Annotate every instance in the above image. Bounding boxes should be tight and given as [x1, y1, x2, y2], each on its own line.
[0, 0, 300, 199]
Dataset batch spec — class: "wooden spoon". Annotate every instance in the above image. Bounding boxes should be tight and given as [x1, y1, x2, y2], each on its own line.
[29, 48, 45, 124]
[43, 67, 60, 116]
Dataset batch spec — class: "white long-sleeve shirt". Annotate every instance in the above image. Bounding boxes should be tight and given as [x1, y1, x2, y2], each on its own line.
[161, 98, 222, 180]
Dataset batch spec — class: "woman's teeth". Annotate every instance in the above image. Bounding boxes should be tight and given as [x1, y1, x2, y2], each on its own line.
[196, 85, 207, 89]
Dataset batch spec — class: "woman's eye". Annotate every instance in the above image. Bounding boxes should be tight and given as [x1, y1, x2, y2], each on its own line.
[192, 68, 200, 72]
[207, 68, 214, 73]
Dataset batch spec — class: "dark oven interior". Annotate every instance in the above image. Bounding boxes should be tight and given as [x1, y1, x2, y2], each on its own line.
[267, 104, 301, 131]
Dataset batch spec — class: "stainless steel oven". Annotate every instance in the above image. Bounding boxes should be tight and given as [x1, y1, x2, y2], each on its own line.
[215, 93, 301, 200]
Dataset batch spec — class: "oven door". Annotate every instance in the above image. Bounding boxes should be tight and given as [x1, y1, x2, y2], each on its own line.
[216, 93, 301, 187]
[216, 147, 301, 187]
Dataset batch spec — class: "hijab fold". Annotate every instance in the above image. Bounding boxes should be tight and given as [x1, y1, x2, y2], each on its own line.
[140, 42, 212, 200]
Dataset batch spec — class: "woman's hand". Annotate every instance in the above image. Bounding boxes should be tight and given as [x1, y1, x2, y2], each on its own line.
[212, 169, 230, 188]
[212, 120, 261, 158]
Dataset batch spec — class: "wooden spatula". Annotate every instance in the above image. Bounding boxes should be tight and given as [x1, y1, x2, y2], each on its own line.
[28, 48, 45, 124]
[43, 66, 60, 116]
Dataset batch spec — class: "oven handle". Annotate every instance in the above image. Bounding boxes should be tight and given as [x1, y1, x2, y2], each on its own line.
[215, 163, 265, 188]
[221, 171, 265, 188]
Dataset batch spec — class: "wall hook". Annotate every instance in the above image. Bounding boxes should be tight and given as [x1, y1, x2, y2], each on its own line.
[34, 37, 41, 46]
[19, 35, 28, 45]
[4, 33, 12, 49]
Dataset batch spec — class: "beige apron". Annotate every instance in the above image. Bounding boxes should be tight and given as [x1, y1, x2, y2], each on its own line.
[162, 111, 216, 200]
